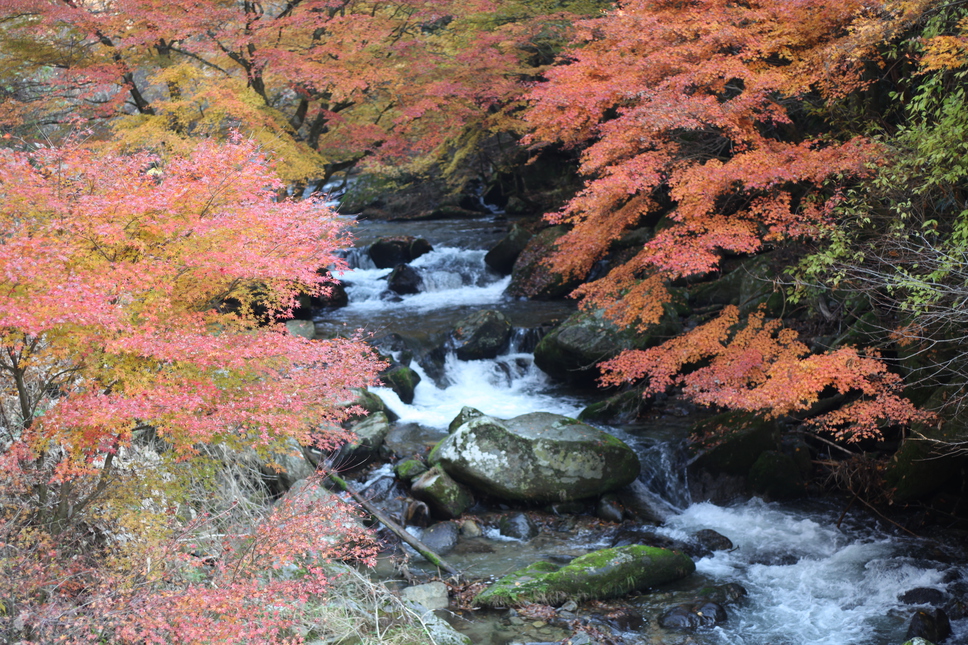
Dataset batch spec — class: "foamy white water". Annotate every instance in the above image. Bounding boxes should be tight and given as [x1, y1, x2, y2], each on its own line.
[372, 350, 585, 429]
[661, 500, 960, 644]
[338, 247, 511, 313]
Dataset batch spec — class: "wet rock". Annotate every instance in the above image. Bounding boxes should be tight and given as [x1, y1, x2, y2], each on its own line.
[369, 236, 433, 269]
[336, 411, 391, 467]
[595, 495, 625, 523]
[599, 607, 646, 632]
[387, 263, 423, 295]
[474, 545, 695, 607]
[460, 519, 483, 537]
[394, 459, 428, 482]
[562, 634, 597, 645]
[658, 601, 728, 630]
[485, 223, 533, 275]
[449, 406, 485, 433]
[749, 450, 806, 500]
[578, 387, 650, 424]
[381, 363, 421, 404]
[402, 581, 449, 610]
[429, 412, 640, 503]
[411, 467, 474, 519]
[498, 512, 539, 540]
[906, 608, 951, 643]
[902, 638, 938, 645]
[419, 521, 460, 556]
[695, 583, 747, 605]
[452, 309, 513, 360]
[688, 411, 781, 503]
[693, 529, 733, 553]
[309, 278, 349, 308]
[900, 588, 947, 606]
[534, 305, 681, 386]
[506, 225, 582, 299]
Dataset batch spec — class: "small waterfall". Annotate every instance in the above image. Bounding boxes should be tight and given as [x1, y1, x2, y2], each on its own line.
[371, 348, 585, 429]
[322, 217, 968, 645]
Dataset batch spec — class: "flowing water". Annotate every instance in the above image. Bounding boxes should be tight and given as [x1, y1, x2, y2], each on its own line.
[315, 216, 968, 645]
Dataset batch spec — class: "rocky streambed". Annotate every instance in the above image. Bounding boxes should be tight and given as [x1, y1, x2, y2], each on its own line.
[286, 214, 968, 645]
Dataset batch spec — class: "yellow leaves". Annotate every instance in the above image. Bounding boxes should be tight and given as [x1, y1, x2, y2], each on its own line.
[922, 33, 968, 71]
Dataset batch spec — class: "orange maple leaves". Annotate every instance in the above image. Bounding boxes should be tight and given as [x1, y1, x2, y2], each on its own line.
[525, 0, 934, 438]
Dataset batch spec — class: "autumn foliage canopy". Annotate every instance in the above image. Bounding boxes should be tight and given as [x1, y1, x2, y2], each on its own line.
[525, 0, 935, 438]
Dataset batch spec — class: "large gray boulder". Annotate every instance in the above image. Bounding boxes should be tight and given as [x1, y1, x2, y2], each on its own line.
[429, 412, 640, 502]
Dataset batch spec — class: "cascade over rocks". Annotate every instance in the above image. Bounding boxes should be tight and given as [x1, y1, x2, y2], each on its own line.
[429, 411, 640, 502]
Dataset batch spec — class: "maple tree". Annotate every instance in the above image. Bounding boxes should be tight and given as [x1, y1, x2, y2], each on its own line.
[0, 0, 604, 191]
[0, 134, 383, 641]
[523, 0, 935, 438]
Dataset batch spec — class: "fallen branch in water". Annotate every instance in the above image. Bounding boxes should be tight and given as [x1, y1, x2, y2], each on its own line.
[327, 471, 463, 580]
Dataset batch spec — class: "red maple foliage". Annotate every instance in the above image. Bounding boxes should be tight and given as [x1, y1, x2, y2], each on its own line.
[0, 135, 383, 641]
[524, 0, 933, 438]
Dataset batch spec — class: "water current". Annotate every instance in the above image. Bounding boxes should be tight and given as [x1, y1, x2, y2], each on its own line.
[314, 215, 968, 645]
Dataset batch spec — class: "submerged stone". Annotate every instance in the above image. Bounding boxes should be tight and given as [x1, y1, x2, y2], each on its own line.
[430, 412, 640, 502]
[473, 545, 695, 607]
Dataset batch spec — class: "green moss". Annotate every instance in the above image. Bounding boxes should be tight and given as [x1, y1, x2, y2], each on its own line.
[394, 459, 428, 482]
[473, 546, 694, 608]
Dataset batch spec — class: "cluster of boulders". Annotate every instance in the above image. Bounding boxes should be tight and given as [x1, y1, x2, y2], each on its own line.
[252, 391, 768, 640]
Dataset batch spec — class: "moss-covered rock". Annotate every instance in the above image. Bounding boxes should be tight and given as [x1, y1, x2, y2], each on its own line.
[579, 387, 650, 424]
[451, 309, 513, 360]
[473, 545, 695, 607]
[448, 406, 484, 433]
[284, 319, 316, 339]
[411, 467, 474, 519]
[689, 411, 781, 477]
[339, 388, 398, 423]
[381, 363, 421, 404]
[338, 412, 391, 467]
[394, 459, 429, 482]
[430, 412, 640, 502]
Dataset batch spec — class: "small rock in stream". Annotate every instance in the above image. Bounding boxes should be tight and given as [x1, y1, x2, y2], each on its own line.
[658, 601, 728, 630]
[498, 512, 539, 540]
[417, 521, 460, 556]
[387, 263, 423, 295]
[694, 528, 733, 552]
[906, 607, 952, 643]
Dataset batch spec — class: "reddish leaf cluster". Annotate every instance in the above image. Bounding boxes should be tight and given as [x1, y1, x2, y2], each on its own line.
[524, 0, 933, 437]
